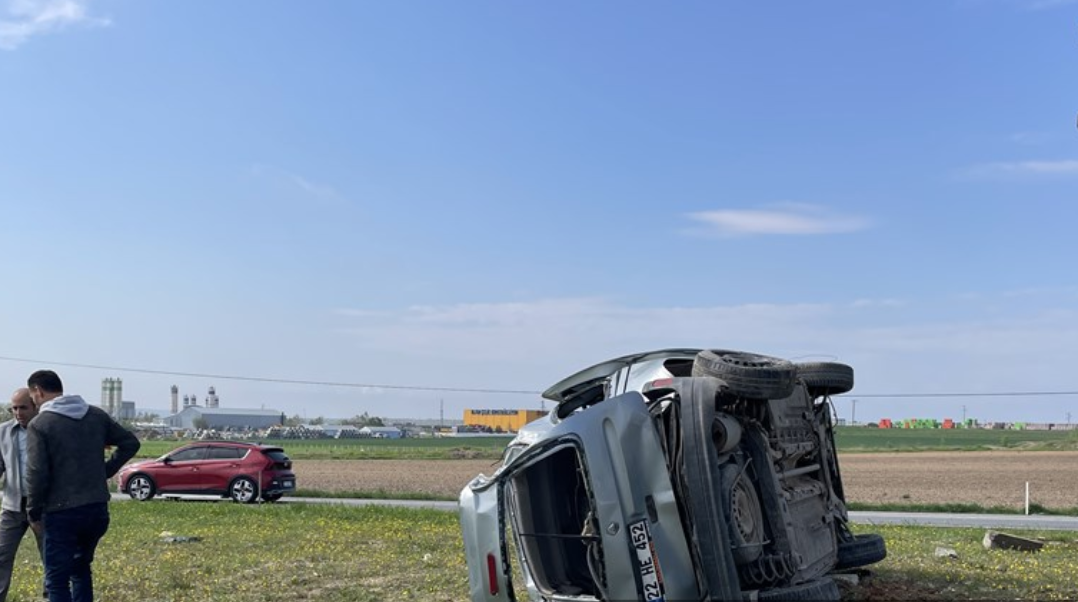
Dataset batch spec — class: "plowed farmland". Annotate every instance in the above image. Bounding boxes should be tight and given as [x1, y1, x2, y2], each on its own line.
[294, 451, 1078, 509]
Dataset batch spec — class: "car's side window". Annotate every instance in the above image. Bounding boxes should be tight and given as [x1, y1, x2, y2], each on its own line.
[169, 447, 208, 462]
[207, 447, 244, 460]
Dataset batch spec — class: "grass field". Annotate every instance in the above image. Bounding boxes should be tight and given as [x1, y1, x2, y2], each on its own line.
[135, 436, 515, 460]
[133, 426, 1078, 461]
[834, 426, 1078, 452]
[9, 502, 1078, 601]
[853, 523, 1078, 601]
[8, 502, 466, 602]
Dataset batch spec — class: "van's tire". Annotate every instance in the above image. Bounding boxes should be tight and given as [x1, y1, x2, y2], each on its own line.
[796, 362, 854, 397]
[692, 350, 796, 400]
[721, 463, 764, 565]
[835, 533, 887, 570]
[757, 577, 841, 601]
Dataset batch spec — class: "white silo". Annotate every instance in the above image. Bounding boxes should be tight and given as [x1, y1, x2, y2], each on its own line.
[101, 378, 123, 417]
[170, 385, 179, 415]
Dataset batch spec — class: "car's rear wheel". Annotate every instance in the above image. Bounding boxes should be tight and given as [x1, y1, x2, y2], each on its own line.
[835, 533, 887, 570]
[692, 349, 796, 399]
[127, 475, 156, 501]
[796, 362, 854, 397]
[229, 477, 259, 504]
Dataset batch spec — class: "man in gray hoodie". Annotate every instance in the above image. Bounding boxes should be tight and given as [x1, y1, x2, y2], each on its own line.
[26, 370, 140, 602]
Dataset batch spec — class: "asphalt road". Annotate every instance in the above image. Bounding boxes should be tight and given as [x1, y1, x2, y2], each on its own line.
[111, 493, 1078, 530]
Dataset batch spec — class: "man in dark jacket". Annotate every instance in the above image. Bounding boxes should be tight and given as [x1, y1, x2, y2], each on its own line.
[26, 370, 140, 602]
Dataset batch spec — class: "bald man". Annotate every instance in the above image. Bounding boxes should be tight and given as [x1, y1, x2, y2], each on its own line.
[0, 388, 44, 601]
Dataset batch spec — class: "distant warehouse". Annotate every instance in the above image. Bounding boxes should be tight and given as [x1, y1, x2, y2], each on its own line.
[165, 407, 285, 431]
[464, 409, 548, 433]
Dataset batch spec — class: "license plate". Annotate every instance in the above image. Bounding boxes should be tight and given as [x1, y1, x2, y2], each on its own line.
[282, 480, 294, 489]
[629, 519, 665, 602]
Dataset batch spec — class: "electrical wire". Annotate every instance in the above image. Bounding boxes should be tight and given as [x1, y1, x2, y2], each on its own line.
[1, 355, 1077, 399]
[0, 355, 542, 395]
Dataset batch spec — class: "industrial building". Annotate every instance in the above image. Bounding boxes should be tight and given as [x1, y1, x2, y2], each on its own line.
[101, 378, 137, 420]
[165, 406, 285, 430]
[163, 385, 283, 430]
[463, 409, 547, 433]
[359, 425, 403, 439]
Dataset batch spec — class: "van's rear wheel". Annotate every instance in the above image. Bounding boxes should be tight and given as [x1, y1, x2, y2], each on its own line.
[835, 533, 887, 570]
[796, 362, 854, 397]
[692, 350, 796, 399]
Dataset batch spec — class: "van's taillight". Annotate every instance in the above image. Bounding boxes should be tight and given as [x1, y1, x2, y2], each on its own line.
[644, 378, 674, 391]
[487, 553, 499, 595]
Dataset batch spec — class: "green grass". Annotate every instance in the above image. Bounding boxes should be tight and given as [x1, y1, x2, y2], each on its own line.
[293, 488, 451, 502]
[10, 503, 1078, 601]
[835, 426, 1078, 452]
[848, 523, 1078, 600]
[134, 436, 514, 460]
[8, 502, 467, 602]
[848, 502, 1078, 516]
[130, 426, 1078, 460]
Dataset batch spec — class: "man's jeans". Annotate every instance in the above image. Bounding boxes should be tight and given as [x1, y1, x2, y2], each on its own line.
[43, 503, 109, 602]
[0, 501, 45, 601]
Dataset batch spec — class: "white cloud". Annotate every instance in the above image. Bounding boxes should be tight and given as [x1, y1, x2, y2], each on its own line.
[249, 164, 346, 205]
[962, 159, 1078, 178]
[685, 203, 871, 237]
[1023, 0, 1078, 9]
[288, 173, 339, 199]
[329, 292, 1078, 422]
[1010, 131, 1051, 145]
[0, 0, 107, 50]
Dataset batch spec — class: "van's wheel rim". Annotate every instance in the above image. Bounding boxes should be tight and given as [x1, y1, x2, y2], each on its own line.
[731, 476, 762, 544]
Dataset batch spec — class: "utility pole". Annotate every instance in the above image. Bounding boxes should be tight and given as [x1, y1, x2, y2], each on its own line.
[1067, 412, 1072, 426]
[962, 405, 967, 423]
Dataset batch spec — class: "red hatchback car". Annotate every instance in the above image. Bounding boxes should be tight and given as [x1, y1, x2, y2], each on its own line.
[118, 441, 296, 503]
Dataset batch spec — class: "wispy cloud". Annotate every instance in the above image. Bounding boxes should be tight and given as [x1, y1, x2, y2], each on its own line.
[0, 0, 107, 50]
[1010, 131, 1051, 145]
[328, 292, 1078, 421]
[685, 203, 871, 237]
[961, 159, 1078, 178]
[1022, 0, 1078, 9]
[249, 164, 347, 205]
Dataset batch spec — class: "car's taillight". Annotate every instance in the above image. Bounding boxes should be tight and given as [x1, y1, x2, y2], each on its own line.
[486, 553, 499, 595]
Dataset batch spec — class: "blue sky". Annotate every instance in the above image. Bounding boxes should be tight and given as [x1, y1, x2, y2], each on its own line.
[2, 0, 1076, 425]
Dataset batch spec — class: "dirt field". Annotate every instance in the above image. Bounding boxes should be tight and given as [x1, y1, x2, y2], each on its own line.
[294, 451, 1078, 509]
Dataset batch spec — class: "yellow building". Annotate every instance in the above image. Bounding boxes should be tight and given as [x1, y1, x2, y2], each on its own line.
[464, 409, 547, 433]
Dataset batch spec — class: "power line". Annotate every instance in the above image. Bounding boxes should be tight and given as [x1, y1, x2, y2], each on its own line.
[2, 354, 1077, 399]
[839, 391, 1078, 398]
[0, 355, 542, 396]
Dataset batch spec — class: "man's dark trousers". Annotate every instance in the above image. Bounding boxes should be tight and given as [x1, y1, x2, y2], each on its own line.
[43, 503, 108, 602]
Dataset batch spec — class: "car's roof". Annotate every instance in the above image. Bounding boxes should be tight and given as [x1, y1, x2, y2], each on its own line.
[541, 348, 702, 403]
[176, 440, 282, 450]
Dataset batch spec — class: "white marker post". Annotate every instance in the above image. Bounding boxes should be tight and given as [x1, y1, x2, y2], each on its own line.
[1025, 482, 1030, 515]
